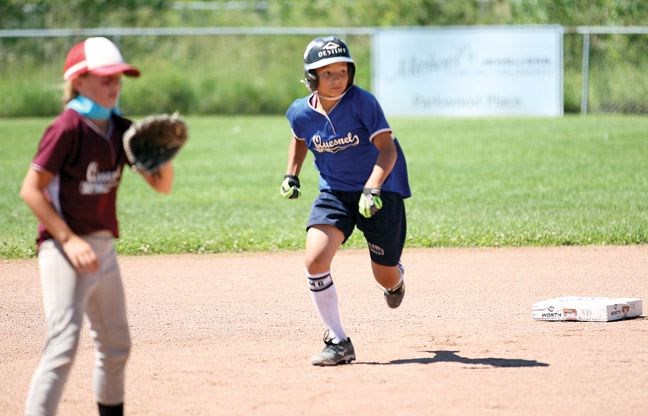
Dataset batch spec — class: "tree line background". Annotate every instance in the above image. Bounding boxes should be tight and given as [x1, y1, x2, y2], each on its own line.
[1, 0, 648, 116]
[3, 1, 648, 28]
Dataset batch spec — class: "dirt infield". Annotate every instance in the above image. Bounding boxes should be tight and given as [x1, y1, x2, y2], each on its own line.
[1, 246, 647, 416]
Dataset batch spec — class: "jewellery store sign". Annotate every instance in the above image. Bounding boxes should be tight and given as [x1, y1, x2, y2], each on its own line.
[372, 26, 563, 116]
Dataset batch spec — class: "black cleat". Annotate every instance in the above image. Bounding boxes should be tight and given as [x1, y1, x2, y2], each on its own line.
[384, 280, 405, 309]
[311, 330, 356, 366]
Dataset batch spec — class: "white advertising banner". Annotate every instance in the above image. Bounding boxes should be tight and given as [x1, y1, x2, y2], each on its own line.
[372, 26, 563, 117]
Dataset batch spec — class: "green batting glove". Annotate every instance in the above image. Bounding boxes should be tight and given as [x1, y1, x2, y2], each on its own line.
[359, 187, 383, 218]
[280, 175, 301, 199]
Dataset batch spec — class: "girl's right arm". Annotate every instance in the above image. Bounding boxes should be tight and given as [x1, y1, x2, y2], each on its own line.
[20, 168, 99, 273]
[285, 136, 308, 176]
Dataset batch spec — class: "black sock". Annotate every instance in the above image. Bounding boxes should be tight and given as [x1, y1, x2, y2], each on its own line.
[98, 402, 123, 416]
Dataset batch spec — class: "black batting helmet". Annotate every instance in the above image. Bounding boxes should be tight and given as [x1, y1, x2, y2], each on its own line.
[303, 36, 356, 92]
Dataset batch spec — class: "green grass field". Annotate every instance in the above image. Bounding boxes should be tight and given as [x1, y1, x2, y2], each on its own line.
[1, 115, 647, 259]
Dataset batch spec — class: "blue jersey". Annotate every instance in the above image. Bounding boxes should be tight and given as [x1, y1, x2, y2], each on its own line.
[286, 86, 411, 198]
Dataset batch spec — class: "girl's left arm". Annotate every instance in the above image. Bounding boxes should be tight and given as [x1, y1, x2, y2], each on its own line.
[365, 131, 397, 189]
[141, 162, 174, 194]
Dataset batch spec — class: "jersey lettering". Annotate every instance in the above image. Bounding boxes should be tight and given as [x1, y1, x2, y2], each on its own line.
[79, 161, 121, 195]
[312, 132, 359, 153]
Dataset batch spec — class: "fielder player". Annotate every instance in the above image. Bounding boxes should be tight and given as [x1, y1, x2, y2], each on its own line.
[19, 37, 174, 416]
[280, 36, 411, 366]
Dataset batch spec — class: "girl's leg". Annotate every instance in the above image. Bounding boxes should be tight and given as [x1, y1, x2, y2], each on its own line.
[84, 236, 130, 408]
[371, 261, 403, 290]
[306, 225, 356, 365]
[358, 192, 407, 308]
[372, 261, 405, 309]
[25, 240, 96, 416]
[304, 225, 348, 342]
[305, 224, 343, 275]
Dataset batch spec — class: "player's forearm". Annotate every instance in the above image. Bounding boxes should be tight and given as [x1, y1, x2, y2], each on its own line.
[143, 162, 174, 194]
[20, 183, 76, 244]
[365, 145, 397, 189]
[285, 138, 308, 176]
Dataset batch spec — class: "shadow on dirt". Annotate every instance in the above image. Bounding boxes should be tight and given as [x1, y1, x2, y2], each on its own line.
[357, 350, 549, 367]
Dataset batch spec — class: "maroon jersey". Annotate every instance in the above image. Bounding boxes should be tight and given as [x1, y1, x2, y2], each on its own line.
[32, 109, 133, 245]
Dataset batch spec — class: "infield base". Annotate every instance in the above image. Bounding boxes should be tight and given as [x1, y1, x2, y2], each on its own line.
[532, 296, 642, 322]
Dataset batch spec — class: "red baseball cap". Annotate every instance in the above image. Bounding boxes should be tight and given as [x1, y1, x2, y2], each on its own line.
[63, 37, 140, 81]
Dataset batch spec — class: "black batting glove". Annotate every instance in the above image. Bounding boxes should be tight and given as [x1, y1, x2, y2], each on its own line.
[280, 175, 301, 199]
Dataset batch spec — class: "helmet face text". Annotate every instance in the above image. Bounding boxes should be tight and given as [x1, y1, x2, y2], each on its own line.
[317, 41, 348, 58]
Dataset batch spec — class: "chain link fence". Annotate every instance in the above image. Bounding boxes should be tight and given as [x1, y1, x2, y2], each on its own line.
[1, 26, 647, 116]
[564, 27, 648, 114]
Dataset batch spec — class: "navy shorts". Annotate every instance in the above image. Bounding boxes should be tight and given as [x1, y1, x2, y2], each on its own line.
[306, 190, 407, 266]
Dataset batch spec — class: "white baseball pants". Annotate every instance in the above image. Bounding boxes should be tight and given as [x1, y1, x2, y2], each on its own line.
[25, 232, 130, 416]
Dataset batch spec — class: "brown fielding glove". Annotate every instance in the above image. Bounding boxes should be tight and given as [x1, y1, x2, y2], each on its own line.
[123, 112, 188, 174]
